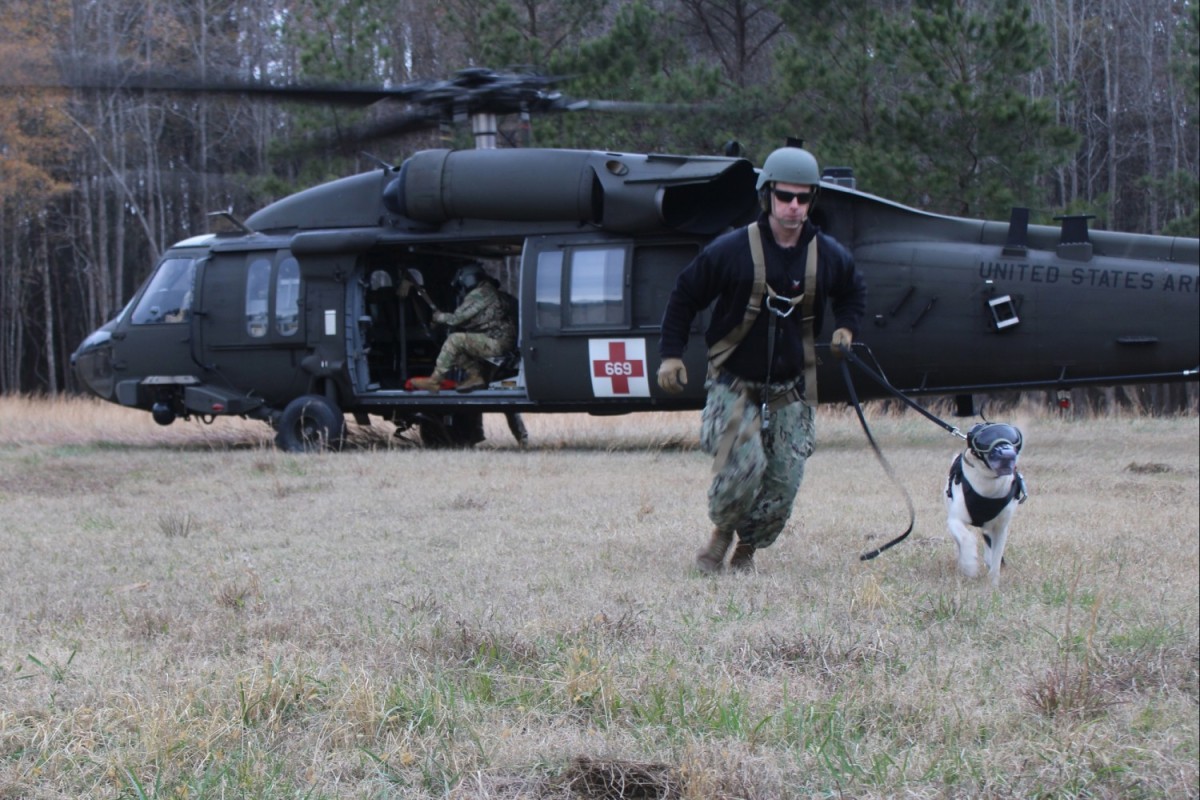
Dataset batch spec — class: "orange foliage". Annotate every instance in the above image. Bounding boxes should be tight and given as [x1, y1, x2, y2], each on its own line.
[0, 1, 75, 214]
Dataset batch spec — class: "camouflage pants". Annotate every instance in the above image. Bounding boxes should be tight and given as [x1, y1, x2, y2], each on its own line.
[434, 332, 508, 376]
[699, 377, 816, 549]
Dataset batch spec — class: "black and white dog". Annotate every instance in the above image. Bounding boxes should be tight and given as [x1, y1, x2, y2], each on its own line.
[945, 422, 1027, 587]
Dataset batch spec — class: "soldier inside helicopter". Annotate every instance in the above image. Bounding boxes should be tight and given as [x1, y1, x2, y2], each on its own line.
[358, 259, 520, 394]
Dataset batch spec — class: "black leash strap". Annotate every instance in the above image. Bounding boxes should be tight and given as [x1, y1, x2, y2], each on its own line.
[839, 356, 917, 561]
[840, 348, 966, 441]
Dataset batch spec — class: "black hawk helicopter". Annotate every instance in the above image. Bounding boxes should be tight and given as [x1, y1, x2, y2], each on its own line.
[56, 68, 1199, 450]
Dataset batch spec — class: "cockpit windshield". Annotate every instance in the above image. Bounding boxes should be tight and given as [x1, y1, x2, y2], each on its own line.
[131, 258, 196, 324]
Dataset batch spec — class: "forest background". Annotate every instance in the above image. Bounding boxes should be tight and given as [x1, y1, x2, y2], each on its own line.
[0, 0, 1197, 403]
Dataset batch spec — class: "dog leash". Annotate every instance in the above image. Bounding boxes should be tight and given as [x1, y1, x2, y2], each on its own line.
[839, 346, 968, 442]
[836, 345, 966, 561]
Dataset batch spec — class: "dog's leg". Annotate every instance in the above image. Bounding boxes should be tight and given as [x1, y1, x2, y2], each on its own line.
[947, 517, 979, 578]
[983, 510, 1014, 587]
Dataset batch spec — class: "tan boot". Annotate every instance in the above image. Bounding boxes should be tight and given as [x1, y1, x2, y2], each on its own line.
[455, 368, 487, 393]
[411, 374, 444, 393]
[729, 540, 756, 571]
[696, 527, 733, 574]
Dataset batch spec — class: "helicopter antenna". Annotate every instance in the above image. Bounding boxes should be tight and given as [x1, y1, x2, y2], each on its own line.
[207, 209, 253, 235]
[360, 152, 396, 171]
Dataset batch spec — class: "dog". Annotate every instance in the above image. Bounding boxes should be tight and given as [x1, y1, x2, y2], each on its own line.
[944, 422, 1027, 586]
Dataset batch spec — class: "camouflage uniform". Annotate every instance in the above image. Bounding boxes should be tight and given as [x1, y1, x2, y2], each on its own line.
[432, 281, 516, 376]
[700, 376, 816, 548]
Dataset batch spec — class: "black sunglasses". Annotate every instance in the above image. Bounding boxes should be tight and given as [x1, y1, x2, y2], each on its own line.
[772, 188, 816, 205]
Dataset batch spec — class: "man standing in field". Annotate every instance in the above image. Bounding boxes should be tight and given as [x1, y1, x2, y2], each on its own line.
[657, 145, 867, 573]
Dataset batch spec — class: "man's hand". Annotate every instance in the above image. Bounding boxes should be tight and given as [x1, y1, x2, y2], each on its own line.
[831, 327, 854, 358]
[656, 358, 688, 393]
[432, 310, 447, 325]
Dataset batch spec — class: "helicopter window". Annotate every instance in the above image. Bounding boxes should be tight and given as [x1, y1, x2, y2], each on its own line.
[131, 257, 196, 325]
[632, 244, 698, 328]
[567, 246, 625, 326]
[246, 257, 271, 338]
[535, 251, 563, 330]
[275, 257, 301, 337]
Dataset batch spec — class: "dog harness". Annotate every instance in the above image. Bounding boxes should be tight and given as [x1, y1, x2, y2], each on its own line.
[946, 454, 1027, 526]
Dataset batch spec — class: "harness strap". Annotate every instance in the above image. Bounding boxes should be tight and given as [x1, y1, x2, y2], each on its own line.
[706, 222, 817, 473]
[947, 454, 1028, 526]
[711, 391, 753, 475]
[707, 225, 815, 387]
[800, 237, 818, 406]
[707, 223, 766, 371]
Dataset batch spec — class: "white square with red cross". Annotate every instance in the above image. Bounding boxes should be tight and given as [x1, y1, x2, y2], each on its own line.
[588, 338, 650, 398]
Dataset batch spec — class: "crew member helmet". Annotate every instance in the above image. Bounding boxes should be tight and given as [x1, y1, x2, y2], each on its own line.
[756, 146, 821, 190]
[452, 263, 488, 291]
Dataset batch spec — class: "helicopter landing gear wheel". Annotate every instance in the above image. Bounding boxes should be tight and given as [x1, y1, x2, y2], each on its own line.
[275, 394, 346, 452]
[418, 411, 484, 449]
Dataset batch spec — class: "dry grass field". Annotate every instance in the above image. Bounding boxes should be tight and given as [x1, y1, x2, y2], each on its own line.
[0, 395, 1196, 799]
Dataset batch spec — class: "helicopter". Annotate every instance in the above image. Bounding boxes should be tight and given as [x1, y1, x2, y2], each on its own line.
[61, 69, 1199, 450]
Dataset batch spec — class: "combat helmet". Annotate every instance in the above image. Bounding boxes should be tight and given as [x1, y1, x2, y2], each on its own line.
[757, 146, 821, 210]
[451, 263, 489, 292]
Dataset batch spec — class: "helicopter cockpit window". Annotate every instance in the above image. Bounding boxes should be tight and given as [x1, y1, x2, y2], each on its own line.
[275, 257, 301, 337]
[246, 257, 271, 338]
[131, 257, 196, 325]
[567, 246, 625, 326]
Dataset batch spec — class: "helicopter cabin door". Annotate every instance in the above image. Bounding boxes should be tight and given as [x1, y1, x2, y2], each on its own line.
[196, 249, 308, 406]
[521, 235, 706, 405]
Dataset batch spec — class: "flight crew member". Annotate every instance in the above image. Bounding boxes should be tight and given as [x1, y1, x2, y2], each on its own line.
[412, 264, 517, 393]
[657, 146, 867, 572]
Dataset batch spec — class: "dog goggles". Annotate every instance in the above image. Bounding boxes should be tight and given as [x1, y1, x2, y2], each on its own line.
[967, 422, 1023, 456]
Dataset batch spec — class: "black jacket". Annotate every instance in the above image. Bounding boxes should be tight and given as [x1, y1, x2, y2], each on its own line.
[659, 214, 867, 383]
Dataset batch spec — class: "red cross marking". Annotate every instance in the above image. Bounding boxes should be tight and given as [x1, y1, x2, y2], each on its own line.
[592, 341, 645, 394]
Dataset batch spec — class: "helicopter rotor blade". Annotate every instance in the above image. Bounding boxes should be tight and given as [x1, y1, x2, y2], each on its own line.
[5, 58, 435, 107]
[5, 60, 715, 153]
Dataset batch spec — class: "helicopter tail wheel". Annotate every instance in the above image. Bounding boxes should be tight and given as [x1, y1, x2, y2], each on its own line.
[275, 394, 346, 452]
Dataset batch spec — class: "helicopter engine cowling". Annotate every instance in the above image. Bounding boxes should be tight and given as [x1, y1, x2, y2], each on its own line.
[390, 149, 600, 226]
[385, 148, 758, 236]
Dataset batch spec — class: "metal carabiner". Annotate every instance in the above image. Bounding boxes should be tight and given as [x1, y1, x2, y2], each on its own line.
[765, 294, 797, 318]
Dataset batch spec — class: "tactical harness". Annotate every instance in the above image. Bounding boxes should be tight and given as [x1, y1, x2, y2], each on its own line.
[705, 223, 817, 473]
[946, 454, 1028, 526]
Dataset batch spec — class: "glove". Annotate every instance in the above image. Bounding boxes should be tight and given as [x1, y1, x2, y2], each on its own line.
[432, 310, 447, 324]
[831, 327, 853, 358]
[656, 358, 688, 394]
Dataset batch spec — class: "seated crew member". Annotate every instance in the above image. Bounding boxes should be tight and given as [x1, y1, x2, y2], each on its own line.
[411, 264, 516, 393]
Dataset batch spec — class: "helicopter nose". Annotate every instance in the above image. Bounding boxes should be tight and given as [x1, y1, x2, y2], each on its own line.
[71, 328, 115, 400]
